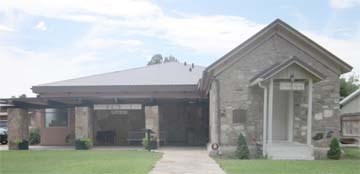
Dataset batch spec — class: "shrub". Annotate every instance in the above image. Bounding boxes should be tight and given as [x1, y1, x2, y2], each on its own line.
[75, 138, 92, 150]
[235, 133, 250, 159]
[327, 138, 342, 160]
[29, 128, 40, 145]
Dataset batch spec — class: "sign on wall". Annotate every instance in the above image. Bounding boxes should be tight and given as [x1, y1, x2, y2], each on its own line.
[93, 104, 142, 110]
[279, 81, 305, 91]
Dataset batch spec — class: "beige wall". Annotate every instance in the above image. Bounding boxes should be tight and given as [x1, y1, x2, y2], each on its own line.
[40, 109, 75, 145]
[341, 96, 360, 114]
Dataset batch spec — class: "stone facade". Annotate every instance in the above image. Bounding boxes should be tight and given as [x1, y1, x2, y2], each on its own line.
[7, 108, 29, 150]
[145, 105, 160, 145]
[209, 34, 341, 153]
[75, 107, 93, 143]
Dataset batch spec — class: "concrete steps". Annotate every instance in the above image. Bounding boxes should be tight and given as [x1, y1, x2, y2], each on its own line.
[266, 142, 314, 160]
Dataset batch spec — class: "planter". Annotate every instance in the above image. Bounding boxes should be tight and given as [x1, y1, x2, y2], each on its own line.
[18, 140, 29, 150]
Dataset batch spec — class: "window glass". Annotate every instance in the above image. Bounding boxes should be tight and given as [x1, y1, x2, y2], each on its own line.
[45, 109, 68, 127]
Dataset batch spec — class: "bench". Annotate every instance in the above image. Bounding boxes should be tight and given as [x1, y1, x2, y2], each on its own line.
[127, 130, 167, 145]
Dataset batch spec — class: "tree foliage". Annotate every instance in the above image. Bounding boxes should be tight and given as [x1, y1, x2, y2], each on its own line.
[235, 133, 250, 159]
[147, 54, 179, 65]
[340, 74, 359, 98]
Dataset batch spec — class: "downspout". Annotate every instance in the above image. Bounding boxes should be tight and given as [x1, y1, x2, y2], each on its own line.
[258, 80, 267, 156]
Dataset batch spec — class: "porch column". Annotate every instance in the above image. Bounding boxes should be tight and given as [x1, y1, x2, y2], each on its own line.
[75, 107, 93, 144]
[7, 108, 29, 150]
[287, 90, 294, 142]
[145, 105, 159, 147]
[307, 79, 313, 145]
[268, 78, 274, 145]
[262, 85, 268, 155]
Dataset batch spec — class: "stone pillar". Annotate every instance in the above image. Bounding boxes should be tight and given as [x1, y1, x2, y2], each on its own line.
[75, 107, 93, 143]
[7, 108, 29, 150]
[145, 105, 159, 147]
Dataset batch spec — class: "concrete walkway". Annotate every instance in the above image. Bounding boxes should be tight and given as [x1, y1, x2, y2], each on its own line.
[150, 147, 225, 174]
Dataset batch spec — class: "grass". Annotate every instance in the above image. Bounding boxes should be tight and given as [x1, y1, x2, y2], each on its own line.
[0, 150, 162, 174]
[217, 147, 360, 174]
[343, 147, 360, 160]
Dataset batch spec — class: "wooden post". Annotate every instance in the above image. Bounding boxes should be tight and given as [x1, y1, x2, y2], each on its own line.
[268, 78, 274, 145]
[307, 79, 313, 145]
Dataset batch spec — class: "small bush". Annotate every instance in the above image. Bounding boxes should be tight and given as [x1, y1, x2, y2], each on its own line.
[327, 138, 342, 160]
[75, 138, 92, 150]
[235, 133, 250, 159]
[29, 128, 40, 145]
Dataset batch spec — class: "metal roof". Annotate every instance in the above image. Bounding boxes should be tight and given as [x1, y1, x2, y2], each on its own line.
[36, 62, 205, 87]
[340, 88, 360, 106]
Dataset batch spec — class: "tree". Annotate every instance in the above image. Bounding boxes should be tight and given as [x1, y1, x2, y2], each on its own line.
[147, 54, 179, 65]
[235, 133, 250, 159]
[147, 54, 163, 65]
[340, 74, 359, 98]
[327, 138, 341, 160]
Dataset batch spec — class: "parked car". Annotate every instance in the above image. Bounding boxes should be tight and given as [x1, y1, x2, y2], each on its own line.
[0, 127, 8, 145]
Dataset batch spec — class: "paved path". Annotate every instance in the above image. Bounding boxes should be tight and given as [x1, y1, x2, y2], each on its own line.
[150, 147, 225, 174]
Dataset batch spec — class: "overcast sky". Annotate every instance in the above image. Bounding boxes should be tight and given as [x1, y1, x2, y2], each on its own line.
[0, 0, 359, 98]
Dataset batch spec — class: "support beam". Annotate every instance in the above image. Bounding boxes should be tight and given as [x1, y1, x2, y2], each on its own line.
[268, 78, 274, 145]
[7, 108, 29, 150]
[307, 79, 313, 145]
[145, 105, 160, 147]
[75, 107, 93, 144]
[288, 90, 294, 142]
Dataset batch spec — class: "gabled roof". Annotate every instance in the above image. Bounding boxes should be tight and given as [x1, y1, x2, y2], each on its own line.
[205, 19, 352, 76]
[340, 89, 360, 106]
[249, 57, 326, 86]
[35, 62, 205, 87]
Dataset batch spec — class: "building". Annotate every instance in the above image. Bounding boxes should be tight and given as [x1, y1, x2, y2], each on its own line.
[1, 19, 352, 160]
[340, 89, 360, 145]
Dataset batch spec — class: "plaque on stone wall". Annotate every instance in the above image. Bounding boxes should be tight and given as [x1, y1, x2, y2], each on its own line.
[279, 81, 305, 91]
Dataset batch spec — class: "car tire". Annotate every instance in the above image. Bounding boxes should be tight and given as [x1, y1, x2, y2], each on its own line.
[1, 140, 7, 145]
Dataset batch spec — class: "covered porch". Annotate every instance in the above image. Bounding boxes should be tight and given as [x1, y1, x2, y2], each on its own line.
[250, 57, 326, 160]
[2, 96, 209, 150]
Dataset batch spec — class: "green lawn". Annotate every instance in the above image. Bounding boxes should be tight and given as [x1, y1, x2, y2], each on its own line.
[217, 147, 360, 174]
[0, 150, 161, 174]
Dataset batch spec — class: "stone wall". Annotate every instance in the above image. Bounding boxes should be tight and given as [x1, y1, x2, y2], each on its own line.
[7, 108, 29, 150]
[209, 34, 341, 152]
[75, 107, 93, 142]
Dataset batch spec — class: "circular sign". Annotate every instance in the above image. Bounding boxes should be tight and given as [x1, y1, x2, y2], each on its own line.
[211, 143, 219, 150]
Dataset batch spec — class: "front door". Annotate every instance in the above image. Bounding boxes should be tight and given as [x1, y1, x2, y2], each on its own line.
[272, 84, 288, 141]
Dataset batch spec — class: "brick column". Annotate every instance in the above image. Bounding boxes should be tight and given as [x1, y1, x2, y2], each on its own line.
[145, 105, 159, 147]
[75, 107, 93, 144]
[7, 108, 29, 150]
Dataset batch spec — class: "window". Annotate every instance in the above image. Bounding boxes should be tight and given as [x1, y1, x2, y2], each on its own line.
[45, 109, 68, 128]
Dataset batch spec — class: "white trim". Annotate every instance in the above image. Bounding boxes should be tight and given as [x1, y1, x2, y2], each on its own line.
[307, 79, 313, 145]
[288, 90, 294, 142]
[268, 78, 274, 145]
[258, 81, 268, 155]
